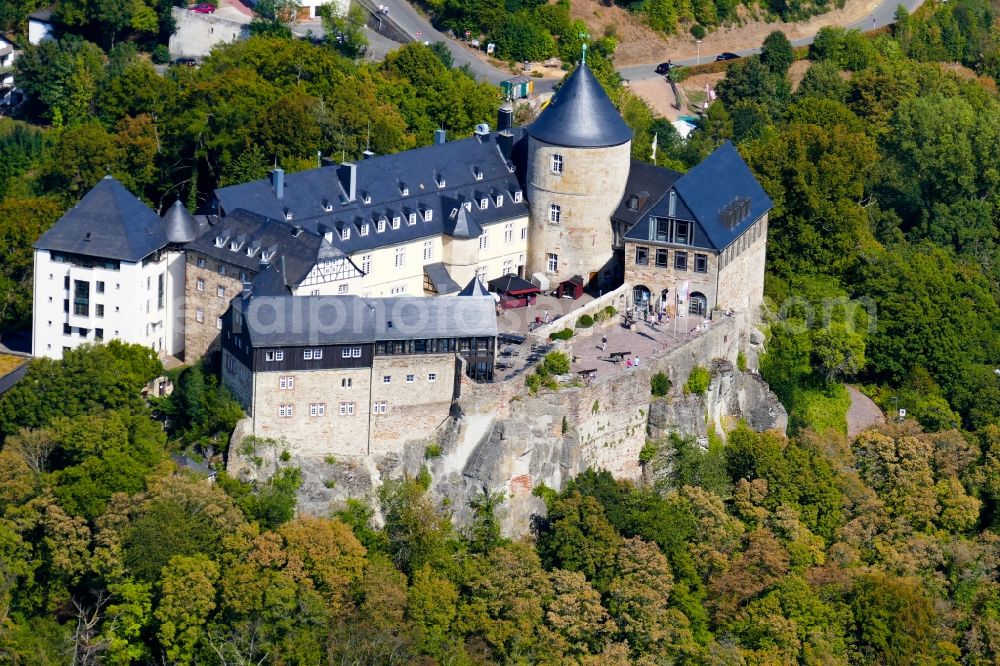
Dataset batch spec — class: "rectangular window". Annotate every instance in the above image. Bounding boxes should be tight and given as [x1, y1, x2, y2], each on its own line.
[674, 251, 688, 271]
[361, 255, 371, 274]
[340, 401, 356, 416]
[216, 317, 222, 330]
[278, 404, 293, 417]
[197, 278, 205, 292]
[96, 281, 105, 294]
[373, 401, 387, 414]
[424, 209, 432, 222]
[479, 232, 488, 250]
[352, 347, 361, 358]
[197, 257, 206, 268]
[96, 304, 104, 318]
[313, 348, 322, 359]
[342, 377, 353, 388]
[95, 328, 103, 340]
[310, 403, 325, 417]
[521, 227, 527, 241]
[218, 265, 226, 276]
[694, 253, 708, 273]
[549, 203, 561, 224]
[428, 373, 437, 382]
[63, 323, 71, 335]
[513, 190, 522, 203]
[395, 247, 405, 268]
[406, 374, 414, 383]
[504, 223, 514, 244]
[675, 221, 691, 245]
[547, 253, 558, 272]
[635, 247, 648, 265]
[275, 350, 284, 361]
[73, 280, 89, 316]
[196, 308, 204, 323]
[157, 274, 164, 310]
[423, 241, 433, 261]
[279, 376, 295, 390]
[338, 284, 348, 294]
[655, 249, 668, 268]
[551, 154, 563, 174]
[383, 375, 391, 384]
[217, 285, 225, 298]
[502, 260, 513, 275]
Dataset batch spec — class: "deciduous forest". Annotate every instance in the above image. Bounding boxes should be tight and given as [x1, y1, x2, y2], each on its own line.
[0, 0, 999, 662]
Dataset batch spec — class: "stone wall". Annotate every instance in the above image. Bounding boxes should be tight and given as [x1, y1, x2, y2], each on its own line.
[183, 254, 245, 362]
[369, 354, 457, 454]
[526, 137, 631, 287]
[717, 214, 768, 316]
[531, 282, 631, 339]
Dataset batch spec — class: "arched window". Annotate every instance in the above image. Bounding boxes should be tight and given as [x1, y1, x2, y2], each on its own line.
[689, 292, 707, 317]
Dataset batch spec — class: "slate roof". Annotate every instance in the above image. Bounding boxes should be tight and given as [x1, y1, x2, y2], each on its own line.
[624, 142, 772, 252]
[164, 200, 199, 244]
[231, 293, 497, 347]
[184, 208, 330, 287]
[611, 159, 683, 228]
[34, 176, 169, 262]
[28, 6, 54, 21]
[488, 274, 539, 294]
[424, 262, 460, 294]
[458, 276, 491, 297]
[527, 62, 633, 148]
[213, 131, 529, 256]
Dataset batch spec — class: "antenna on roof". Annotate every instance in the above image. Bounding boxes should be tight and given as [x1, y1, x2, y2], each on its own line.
[579, 32, 590, 64]
[365, 121, 371, 152]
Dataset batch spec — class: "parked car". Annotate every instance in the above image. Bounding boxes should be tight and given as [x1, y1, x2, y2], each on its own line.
[190, 3, 215, 12]
[655, 61, 674, 75]
[172, 56, 197, 66]
[715, 52, 740, 61]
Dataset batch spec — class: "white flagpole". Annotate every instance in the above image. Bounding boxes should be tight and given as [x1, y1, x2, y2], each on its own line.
[651, 132, 658, 162]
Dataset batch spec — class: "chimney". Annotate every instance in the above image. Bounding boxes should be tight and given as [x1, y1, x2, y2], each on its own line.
[668, 190, 676, 217]
[497, 130, 514, 159]
[362, 149, 375, 159]
[434, 129, 446, 145]
[497, 104, 513, 132]
[474, 123, 491, 139]
[337, 162, 357, 202]
[271, 167, 285, 200]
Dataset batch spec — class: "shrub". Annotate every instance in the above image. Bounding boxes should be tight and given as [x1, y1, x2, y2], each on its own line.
[152, 44, 170, 64]
[651, 372, 672, 397]
[323, 479, 336, 489]
[424, 443, 443, 459]
[279, 449, 291, 462]
[543, 351, 571, 375]
[684, 366, 711, 395]
[324, 455, 337, 465]
[577, 314, 595, 328]
[604, 305, 617, 318]
[639, 441, 658, 465]
[561, 415, 569, 433]
[737, 351, 748, 372]
[549, 328, 574, 341]
[526, 373, 542, 394]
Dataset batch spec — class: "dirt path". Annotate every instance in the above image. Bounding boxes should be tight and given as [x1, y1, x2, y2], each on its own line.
[846, 385, 885, 438]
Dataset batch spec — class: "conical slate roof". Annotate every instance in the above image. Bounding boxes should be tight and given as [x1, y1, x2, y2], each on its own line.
[163, 199, 199, 244]
[527, 62, 633, 148]
[458, 276, 491, 297]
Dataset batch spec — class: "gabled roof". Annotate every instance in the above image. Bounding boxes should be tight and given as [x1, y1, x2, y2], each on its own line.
[611, 159, 683, 228]
[624, 142, 772, 252]
[231, 294, 497, 347]
[444, 205, 481, 238]
[34, 176, 169, 262]
[213, 130, 529, 256]
[163, 200, 199, 243]
[527, 62, 632, 148]
[28, 6, 55, 21]
[458, 276, 491, 297]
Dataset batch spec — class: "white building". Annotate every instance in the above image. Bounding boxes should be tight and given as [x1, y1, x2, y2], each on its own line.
[31, 176, 187, 359]
[27, 7, 55, 45]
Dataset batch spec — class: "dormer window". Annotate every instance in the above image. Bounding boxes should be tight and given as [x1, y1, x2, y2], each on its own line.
[360, 223, 369, 236]
[246, 245, 259, 257]
[480, 198, 488, 210]
[261, 250, 275, 264]
[409, 212, 417, 225]
[284, 209, 294, 221]
[464, 201, 472, 212]
[229, 241, 240, 252]
[341, 227, 350, 241]
[436, 175, 446, 188]
[507, 161, 516, 173]
[450, 208, 458, 219]
[391, 217, 400, 230]
[496, 195, 504, 207]
[424, 209, 433, 222]
[474, 167, 483, 181]
[363, 193, 372, 204]
[377, 220, 386, 233]
[215, 236, 225, 248]
[322, 199, 333, 212]
[628, 195, 639, 211]
[513, 190, 522, 203]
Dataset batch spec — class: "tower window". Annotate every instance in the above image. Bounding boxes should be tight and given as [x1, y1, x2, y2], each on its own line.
[546, 253, 558, 273]
[551, 154, 563, 174]
[549, 203, 561, 224]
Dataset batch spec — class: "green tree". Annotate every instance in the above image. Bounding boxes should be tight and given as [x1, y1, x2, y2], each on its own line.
[761, 30, 794, 75]
[155, 554, 219, 662]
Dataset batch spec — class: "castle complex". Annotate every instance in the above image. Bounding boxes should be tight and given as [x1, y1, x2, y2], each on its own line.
[31, 61, 771, 455]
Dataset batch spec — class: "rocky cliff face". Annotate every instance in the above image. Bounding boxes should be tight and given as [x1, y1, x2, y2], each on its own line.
[227, 317, 787, 531]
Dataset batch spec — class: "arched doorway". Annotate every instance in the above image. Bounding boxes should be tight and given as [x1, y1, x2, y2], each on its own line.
[688, 292, 707, 317]
[633, 285, 651, 312]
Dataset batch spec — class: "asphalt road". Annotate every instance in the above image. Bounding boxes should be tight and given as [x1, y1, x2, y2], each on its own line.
[375, 0, 923, 87]
[618, 0, 923, 82]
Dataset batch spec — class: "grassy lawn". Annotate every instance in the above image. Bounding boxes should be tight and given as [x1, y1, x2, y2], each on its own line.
[0, 353, 26, 377]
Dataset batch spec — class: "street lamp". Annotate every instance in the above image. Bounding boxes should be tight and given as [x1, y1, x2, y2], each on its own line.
[696, 39, 702, 65]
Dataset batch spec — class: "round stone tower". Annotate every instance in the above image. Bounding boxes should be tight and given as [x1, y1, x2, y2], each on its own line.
[525, 61, 633, 287]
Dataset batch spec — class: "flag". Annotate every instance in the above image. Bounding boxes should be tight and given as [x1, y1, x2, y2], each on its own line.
[651, 132, 658, 162]
[676, 280, 689, 317]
